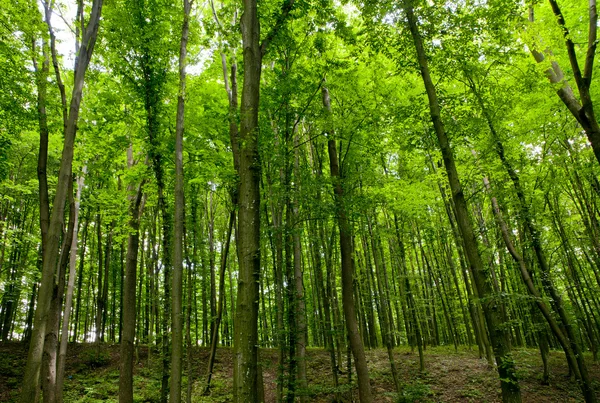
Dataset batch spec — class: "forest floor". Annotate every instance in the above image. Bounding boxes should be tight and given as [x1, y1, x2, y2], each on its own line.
[1, 341, 598, 402]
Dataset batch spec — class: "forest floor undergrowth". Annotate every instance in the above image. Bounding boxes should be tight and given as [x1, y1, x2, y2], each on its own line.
[1, 341, 598, 402]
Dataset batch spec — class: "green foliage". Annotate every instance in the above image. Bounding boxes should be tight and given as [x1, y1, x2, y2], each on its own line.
[397, 380, 433, 403]
[83, 350, 111, 369]
[459, 386, 484, 399]
[2, 0, 600, 401]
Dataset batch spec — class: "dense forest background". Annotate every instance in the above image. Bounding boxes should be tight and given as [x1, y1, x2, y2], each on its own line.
[1, 0, 600, 401]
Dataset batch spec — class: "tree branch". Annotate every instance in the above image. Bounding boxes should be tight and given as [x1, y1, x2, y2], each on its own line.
[548, 0, 585, 93]
[260, 0, 295, 57]
[584, 0, 597, 86]
[43, 0, 68, 130]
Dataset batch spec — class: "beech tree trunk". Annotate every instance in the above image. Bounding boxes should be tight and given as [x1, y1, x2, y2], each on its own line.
[204, 210, 235, 393]
[56, 170, 86, 403]
[20, 2, 103, 400]
[119, 146, 146, 403]
[322, 84, 373, 403]
[403, 2, 521, 402]
[233, 0, 262, 399]
[170, 0, 190, 400]
[233, 0, 294, 398]
[293, 133, 308, 402]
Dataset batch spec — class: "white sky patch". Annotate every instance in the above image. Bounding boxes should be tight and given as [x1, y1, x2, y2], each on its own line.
[188, 46, 214, 76]
[43, 0, 212, 76]
[39, 0, 79, 69]
[341, 2, 359, 19]
[521, 142, 543, 159]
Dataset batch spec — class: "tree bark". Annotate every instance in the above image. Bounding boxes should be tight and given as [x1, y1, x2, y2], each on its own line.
[170, 0, 190, 400]
[234, 0, 262, 400]
[56, 169, 86, 403]
[119, 145, 147, 403]
[322, 84, 373, 403]
[233, 0, 294, 398]
[20, 2, 102, 398]
[204, 210, 235, 393]
[403, 2, 521, 401]
[292, 133, 308, 402]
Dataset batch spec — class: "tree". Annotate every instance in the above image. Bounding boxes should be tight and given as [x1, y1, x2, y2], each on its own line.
[233, 0, 294, 399]
[403, 1, 521, 401]
[20, 1, 103, 400]
[323, 84, 373, 403]
[170, 0, 191, 400]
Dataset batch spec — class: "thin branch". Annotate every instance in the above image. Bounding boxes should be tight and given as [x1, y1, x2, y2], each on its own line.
[548, 0, 585, 93]
[291, 77, 325, 134]
[209, 0, 222, 30]
[43, 0, 68, 129]
[584, 0, 597, 86]
[260, 0, 295, 57]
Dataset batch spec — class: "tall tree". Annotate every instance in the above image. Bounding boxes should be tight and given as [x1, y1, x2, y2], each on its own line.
[233, 0, 294, 399]
[20, 1, 103, 401]
[403, 1, 521, 401]
[170, 0, 191, 400]
[322, 84, 373, 403]
[119, 147, 146, 403]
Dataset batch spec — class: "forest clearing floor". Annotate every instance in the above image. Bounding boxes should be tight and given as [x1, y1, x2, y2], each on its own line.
[1, 341, 598, 402]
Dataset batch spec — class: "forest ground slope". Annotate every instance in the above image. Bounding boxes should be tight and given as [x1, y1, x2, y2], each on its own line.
[1, 342, 598, 402]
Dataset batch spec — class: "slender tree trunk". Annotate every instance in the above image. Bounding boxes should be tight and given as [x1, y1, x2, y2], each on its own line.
[368, 217, 399, 391]
[119, 146, 146, 403]
[186, 230, 194, 403]
[404, 3, 521, 401]
[204, 210, 235, 393]
[33, 39, 50, 267]
[394, 216, 424, 371]
[56, 170, 86, 403]
[170, 0, 190, 400]
[73, 215, 88, 342]
[101, 225, 112, 342]
[95, 212, 104, 344]
[208, 190, 217, 344]
[322, 85, 372, 403]
[292, 133, 308, 402]
[43, 176, 75, 403]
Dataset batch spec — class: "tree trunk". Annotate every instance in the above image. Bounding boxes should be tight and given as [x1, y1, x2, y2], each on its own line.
[43, 174, 75, 403]
[56, 169, 86, 403]
[204, 210, 235, 393]
[368, 217, 400, 391]
[119, 145, 146, 403]
[292, 133, 308, 402]
[170, 0, 190, 401]
[322, 85, 373, 403]
[404, 3, 521, 401]
[233, 0, 262, 400]
[21, 2, 104, 395]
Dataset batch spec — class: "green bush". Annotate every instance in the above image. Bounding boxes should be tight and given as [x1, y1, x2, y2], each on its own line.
[83, 350, 111, 368]
[397, 380, 432, 403]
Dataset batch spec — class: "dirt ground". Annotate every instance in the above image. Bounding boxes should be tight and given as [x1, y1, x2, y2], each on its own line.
[1, 342, 598, 402]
